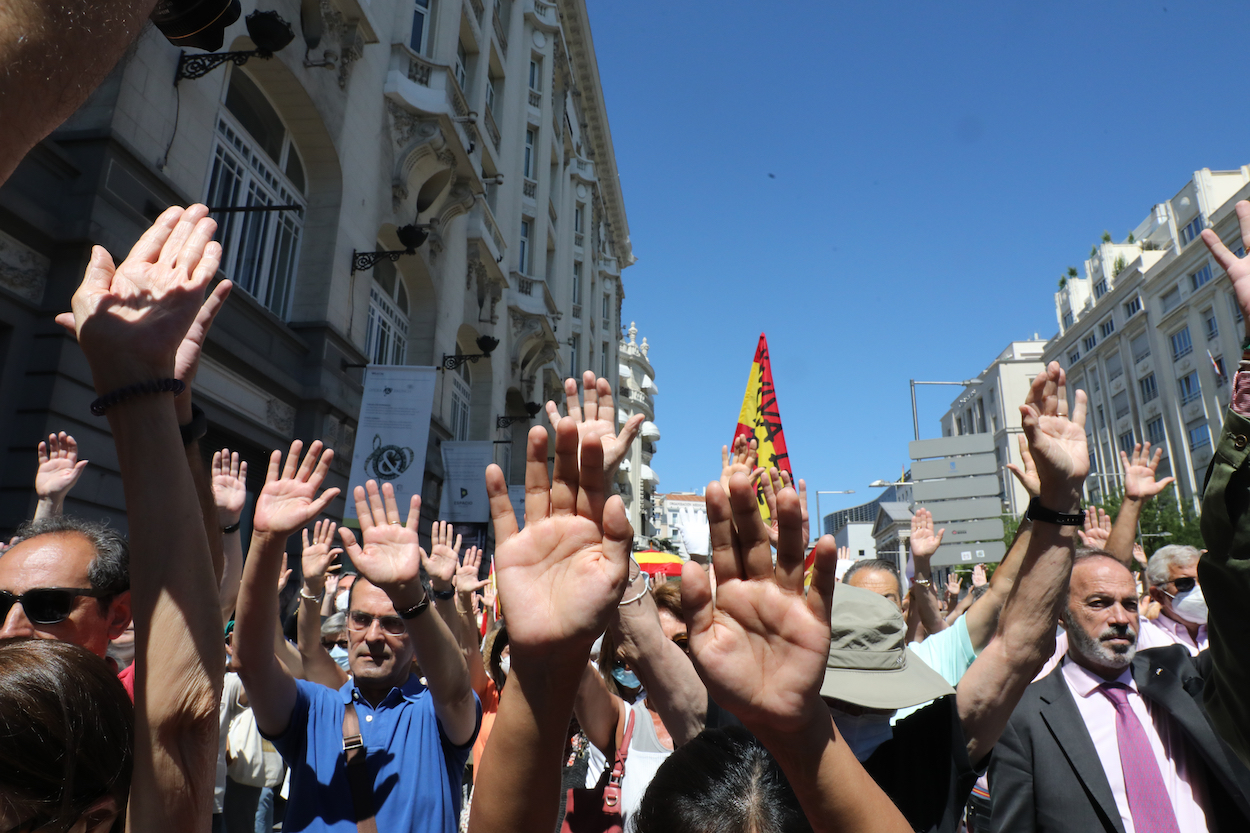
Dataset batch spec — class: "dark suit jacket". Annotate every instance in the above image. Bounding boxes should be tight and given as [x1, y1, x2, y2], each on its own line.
[988, 645, 1250, 833]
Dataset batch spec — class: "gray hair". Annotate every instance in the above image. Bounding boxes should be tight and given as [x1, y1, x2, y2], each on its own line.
[1145, 545, 1200, 589]
[841, 559, 901, 594]
[321, 612, 347, 638]
[10, 516, 129, 600]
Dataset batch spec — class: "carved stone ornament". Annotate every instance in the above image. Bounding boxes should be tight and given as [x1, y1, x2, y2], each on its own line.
[319, 0, 363, 89]
[0, 229, 49, 303]
[392, 179, 409, 213]
[266, 398, 297, 436]
[387, 99, 440, 147]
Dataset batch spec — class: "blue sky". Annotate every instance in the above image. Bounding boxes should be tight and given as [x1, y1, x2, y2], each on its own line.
[586, 0, 1250, 522]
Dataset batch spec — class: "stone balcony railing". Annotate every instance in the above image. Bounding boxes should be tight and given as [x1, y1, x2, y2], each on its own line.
[527, 0, 557, 26]
[492, 4, 508, 53]
[572, 303, 581, 319]
[523, 179, 537, 200]
[528, 90, 542, 108]
[598, 255, 619, 276]
[469, 0, 484, 22]
[483, 105, 501, 151]
[391, 44, 475, 141]
[510, 271, 558, 317]
[468, 201, 506, 262]
[574, 233, 584, 248]
[573, 157, 595, 180]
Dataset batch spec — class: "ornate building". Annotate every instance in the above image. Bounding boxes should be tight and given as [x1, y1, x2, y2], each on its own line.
[615, 322, 659, 546]
[0, 0, 633, 536]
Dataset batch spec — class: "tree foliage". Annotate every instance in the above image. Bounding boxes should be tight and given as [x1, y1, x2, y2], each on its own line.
[1093, 484, 1203, 556]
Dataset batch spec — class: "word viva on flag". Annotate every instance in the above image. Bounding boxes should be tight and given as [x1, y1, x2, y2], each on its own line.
[732, 333, 792, 524]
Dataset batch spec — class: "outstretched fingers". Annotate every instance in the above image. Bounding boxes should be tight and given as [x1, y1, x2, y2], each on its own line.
[486, 463, 519, 543]
[727, 472, 773, 579]
[705, 481, 744, 583]
[805, 536, 839, 626]
[549, 417, 580, 516]
[773, 486, 806, 592]
[523, 425, 551, 523]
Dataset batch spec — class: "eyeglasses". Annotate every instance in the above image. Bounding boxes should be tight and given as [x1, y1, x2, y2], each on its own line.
[1165, 577, 1197, 594]
[348, 610, 406, 635]
[670, 634, 689, 655]
[322, 638, 349, 650]
[0, 587, 112, 626]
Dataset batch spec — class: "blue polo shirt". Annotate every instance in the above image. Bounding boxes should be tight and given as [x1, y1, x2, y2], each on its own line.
[267, 676, 480, 833]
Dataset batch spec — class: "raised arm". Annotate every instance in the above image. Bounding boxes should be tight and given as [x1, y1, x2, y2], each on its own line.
[56, 204, 225, 831]
[212, 448, 248, 624]
[233, 440, 339, 737]
[453, 544, 491, 696]
[908, 507, 948, 636]
[683, 474, 910, 833]
[1197, 206, 1250, 766]
[1104, 442, 1174, 565]
[955, 362, 1085, 764]
[346, 482, 477, 745]
[761, 467, 810, 553]
[32, 432, 88, 521]
[719, 434, 759, 496]
[468, 421, 632, 833]
[1077, 507, 1112, 551]
[545, 371, 644, 492]
[297, 519, 349, 689]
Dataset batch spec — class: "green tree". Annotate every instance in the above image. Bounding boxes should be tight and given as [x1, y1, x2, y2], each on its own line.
[1093, 485, 1202, 557]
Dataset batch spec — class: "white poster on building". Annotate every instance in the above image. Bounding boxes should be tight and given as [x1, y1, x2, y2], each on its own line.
[440, 441, 494, 523]
[508, 485, 527, 531]
[344, 366, 437, 524]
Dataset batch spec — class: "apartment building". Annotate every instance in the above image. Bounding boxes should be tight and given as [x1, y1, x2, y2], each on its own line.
[616, 321, 659, 545]
[0, 0, 632, 534]
[653, 491, 707, 561]
[1044, 167, 1250, 510]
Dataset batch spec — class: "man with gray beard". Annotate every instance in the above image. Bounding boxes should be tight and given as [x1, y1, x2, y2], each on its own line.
[988, 551, 1250, 832]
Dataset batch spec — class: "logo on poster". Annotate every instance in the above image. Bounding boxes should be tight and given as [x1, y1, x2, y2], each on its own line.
[364, 434, 415, 481]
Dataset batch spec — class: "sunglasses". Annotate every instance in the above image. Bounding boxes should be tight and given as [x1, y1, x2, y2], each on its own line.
[1165, 577, 1198, 594]
[322, 638, 349, 650]
[348, 610, 406, 635]
[671, 633, 689, 655]
[0, 587, 112, 626]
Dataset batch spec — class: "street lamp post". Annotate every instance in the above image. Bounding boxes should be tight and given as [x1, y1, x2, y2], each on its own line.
[815, 490, 855, 538]
[910, 379, 983, 441]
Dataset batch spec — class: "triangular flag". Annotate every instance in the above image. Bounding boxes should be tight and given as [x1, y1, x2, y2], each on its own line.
[732, 334, 792, 524]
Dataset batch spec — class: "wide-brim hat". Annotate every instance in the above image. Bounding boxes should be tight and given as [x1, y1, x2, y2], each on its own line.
[819, 583, 955, 710]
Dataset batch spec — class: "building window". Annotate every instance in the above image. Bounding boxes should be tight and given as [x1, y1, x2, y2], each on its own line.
[518, 219, 531, 274]
[1187, 419, 1211, 451]
[1161, 286, 1181, 314]
[1191, 263, 1213, 291]
[601, 342, 608, 378]
[1118, 430, 1135, 456]
[1097, 405, 1105, 428]
[206, 75, 305, 318]
[364, 257, 409, 365]
[1094, 278, 1108, 299]
[1106, 351, 1124, 380]
[1231, 292, 1245, 323]
[569, 333, 580, 375]
[572, 261, 582, 304]
[1124, 296, 1142, 317]
[1138, 373, 1158, 403]
[1204, 308, 1219, 341]
[1068, 349, 1081, 365]
[1062, 310, 1074, 330]
[1083, 334, 1097, 352]
[485, 77, 497, 115]
[1112, 390, 1129, 419]
[1091, 370, 1101, 392]
[1213, 355, 1228, 385]
[1130, 331, 1150, 363]
[410, 0, 431, 54]
[1146, 417, 1165, 446]
[602, 293, 610, 321]
[528, 58, 541, 91]
[523, 128, 535, 179]
[1170, 327, 1193, 360]
[1099, 318, 1115, 338]
[574, 204, 584, 233]
[455, 41, 469, 91]
[1178, 371, 1201, 404]
[449, 367, 471, 441]
[1180, 214, 1206, 245]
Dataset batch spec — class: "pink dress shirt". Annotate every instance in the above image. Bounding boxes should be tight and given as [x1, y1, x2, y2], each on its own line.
[1060, 658, 1211, 833]
[1136, 614, 1208, 655]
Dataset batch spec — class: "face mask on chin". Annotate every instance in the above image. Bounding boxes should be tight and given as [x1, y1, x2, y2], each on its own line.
[829, 707, 894, 762]
[1169, 584, 1208, 625]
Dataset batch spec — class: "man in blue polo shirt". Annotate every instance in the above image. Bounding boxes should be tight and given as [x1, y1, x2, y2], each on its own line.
[233, 441, 480, 833]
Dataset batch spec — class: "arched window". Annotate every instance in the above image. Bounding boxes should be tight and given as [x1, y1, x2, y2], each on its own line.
[204, 69, 306, 318]
[365, 256, 409, 365]
[449, 360, 471, 441]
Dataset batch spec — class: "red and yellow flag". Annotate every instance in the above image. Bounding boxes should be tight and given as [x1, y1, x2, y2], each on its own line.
[732, 334, 792, 523]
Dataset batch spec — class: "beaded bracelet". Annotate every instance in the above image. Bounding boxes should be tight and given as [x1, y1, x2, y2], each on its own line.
[90, 379, 185, 416]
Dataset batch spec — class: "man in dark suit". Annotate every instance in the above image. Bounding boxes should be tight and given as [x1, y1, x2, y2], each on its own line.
[989, 552, 1250, 832]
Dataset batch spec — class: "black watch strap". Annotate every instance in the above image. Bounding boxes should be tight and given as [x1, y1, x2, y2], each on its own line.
[1025, 496, 1084, 526]
[431, 587, 456, 600]
[397, 595, 430, 620]
[180, 403, 207, 446]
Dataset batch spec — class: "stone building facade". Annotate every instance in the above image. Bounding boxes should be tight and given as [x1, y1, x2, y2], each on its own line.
[615, 322, 658, 546]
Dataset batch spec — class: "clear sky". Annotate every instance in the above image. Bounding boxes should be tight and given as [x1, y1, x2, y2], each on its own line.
[585, 0, 1250, 522]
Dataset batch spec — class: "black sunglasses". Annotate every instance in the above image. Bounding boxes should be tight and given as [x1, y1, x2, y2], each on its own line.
[322, 638, 349, 650]
[0, 587, 112, 626]
[348, 610, 406, 635]
[1166, 577, 1197, 594]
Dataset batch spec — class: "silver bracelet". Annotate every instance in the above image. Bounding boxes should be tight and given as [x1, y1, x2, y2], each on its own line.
[618, 570, 651, 606]
[298, 588, 324, 603]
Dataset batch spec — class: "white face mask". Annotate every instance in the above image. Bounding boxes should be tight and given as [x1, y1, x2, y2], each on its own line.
[335, 590, 349, 613]
[1169, 583, 1208, 625]
[499, 655, 511, 676]
[330, 645, 351, 671]
[830, 708, 894, 762]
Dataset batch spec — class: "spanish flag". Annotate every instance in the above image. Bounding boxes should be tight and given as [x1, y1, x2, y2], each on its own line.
[733, 334, 792, 523]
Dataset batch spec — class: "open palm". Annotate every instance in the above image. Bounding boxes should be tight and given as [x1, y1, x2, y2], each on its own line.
[346, 481, 425, 595]
[36, 432, 87, 498]
[424, 520, 462, 587]
[1020, 362, 1088, 489]
[1121, 442, 1174, 500]
[546, 371, 643, 481]
[252, 440, 339, 538]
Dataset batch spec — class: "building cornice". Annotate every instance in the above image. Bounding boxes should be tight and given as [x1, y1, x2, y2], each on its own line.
[556, 0, 633, 267]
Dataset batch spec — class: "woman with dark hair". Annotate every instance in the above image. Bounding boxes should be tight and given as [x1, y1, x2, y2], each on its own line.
[0, 638, 134, 833]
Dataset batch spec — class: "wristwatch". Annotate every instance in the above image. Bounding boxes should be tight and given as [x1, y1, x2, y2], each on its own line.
[1024, 496, 1083, 526]
[431, 587, 456, 601]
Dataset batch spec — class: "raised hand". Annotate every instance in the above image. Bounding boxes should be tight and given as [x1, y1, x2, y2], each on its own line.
[909, 507, 945, 562]
[1004, 433, 1041, 499]
[251, 440, 340, 539]
[1019, 361, 1088, 512]
[485, 420, 632, 660]
[301, 519, 343, 596]
[1201, 200, 1250, 328]
[946, 573, 963, 598]
[760, 468, 810, 551]
[454, 546, 489, 597]
[1077, 507, 1112, 549]
[341, 481, 426, 607]
[681, 472, 837, 736]
[211, 448, 248, 528]
[55, 204, 222, 394]
[545, 371, 644, 488]
[424, 520, 462, 592]
[1120, 442, 1175, 501]
[971, 564, 988, 588]
[35, 432, 88, 503]
[277, 565, 293, 596]
[719, 434, 760, 495]
[172, 279, 231, 422]
[1132, 543, 1148, 568]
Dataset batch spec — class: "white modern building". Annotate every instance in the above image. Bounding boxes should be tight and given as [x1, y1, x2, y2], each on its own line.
[834, 522, 877, 561]
[617, 322, 659, 544]
[653, 491, 708, 561]
[1044, 167, 1250, 511]
[939, 340, 1048, 517]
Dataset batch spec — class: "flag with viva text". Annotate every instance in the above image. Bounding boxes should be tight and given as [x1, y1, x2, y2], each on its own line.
[732, 334, 792, 525]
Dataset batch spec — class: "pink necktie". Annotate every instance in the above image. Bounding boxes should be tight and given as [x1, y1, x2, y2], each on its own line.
[1098, 683, 1181, 833]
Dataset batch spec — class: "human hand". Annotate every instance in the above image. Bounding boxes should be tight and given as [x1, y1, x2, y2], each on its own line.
[760, 468, 809, 551]
[482, 582, 497, 613]
[485, 420, 632, 663]
[454, 546, 489, 598]
[211, 448, 248, 527]
[251, 440, 340, 539]
[35, 432, 88, 503]
[946, 574, 962, 598]
[339, 481, 427, 609]
[1004, 433, 1041, 499]
[325, 572, 341, 598]
[909, 507, 945, 563]
[1019, 361, 1088, 513]
[1120, 442, 1175, 502]
[1132, 543, 1148, 568]
[719, 434, 760, 496]
[301, 519, 343, 595]
[55, 205, 222, 395]
[971, 564, 988, 587]
[173, 279, 231, 423]
[546, 371, 644, 489]
[424, 520, 462, 592]
[1201, 200, 1250, 333]
[682, 474, 837, 736]
[277, 565, 293, 596]
[1076, 507, 1112, 549]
